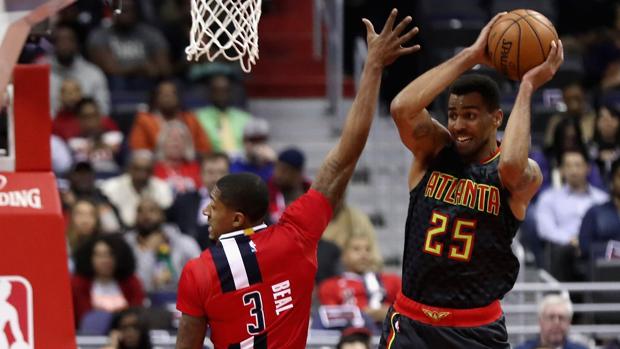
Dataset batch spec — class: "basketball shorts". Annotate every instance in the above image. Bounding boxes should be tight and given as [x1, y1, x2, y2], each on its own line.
[379, 293, 510, 349]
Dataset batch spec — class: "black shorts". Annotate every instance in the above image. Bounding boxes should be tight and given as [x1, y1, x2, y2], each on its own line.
[378, 307, 510, 349]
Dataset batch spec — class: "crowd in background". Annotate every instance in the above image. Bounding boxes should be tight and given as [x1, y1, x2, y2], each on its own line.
[15, 0, 620, 347]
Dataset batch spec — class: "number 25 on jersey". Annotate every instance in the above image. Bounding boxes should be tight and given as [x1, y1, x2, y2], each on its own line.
[423, 211, 477, 262]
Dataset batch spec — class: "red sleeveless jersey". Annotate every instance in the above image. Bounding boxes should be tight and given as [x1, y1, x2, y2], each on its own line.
[177, 189, 332, 349]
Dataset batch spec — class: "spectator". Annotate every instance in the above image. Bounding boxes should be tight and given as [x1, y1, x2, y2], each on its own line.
[322, 198, 382, 269]
[579, 159, 620, 261]
[229, 117, 276, 182]
[129, 80, 211, 156]
[60, 161, 123, 234]
[267, 147, 311, 223]
[124, 198, 200, 292]
[588, 103, 620, 186]
[101, 308, 152, 349]
[71, 235, 145, 326]
[99, 151, 173, 227]
[153, 120, 201, 195]
[545, 117, 605, 190]
[536, 149, 608, 280]
[52, 79, 82, 140]
[51, 134, 74, 177]
[66, 199, 101, 255]
[49, 22, 110, 115]
[86, 0, 171, 89]
[67, 98, 124, 179]
[195, 73, 251, 154]
[318, 233, 401, 324]
[515, 294, 588, 349]
[167, 152, 230, 249]
[544, 82, 596, 150]
[336, 327, 372, 349]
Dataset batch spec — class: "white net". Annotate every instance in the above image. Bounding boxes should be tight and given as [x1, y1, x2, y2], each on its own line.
[186, 0, 262, 73]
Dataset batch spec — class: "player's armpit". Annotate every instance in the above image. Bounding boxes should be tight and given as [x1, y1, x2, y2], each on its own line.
[501, 158, 543, 220]
[176, 314, 208, 349]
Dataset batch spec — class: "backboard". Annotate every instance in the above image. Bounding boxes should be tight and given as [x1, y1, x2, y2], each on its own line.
[0, 0, 75, 107]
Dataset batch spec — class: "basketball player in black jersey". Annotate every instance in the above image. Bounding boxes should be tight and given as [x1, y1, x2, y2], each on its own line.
[379, 14, 564, 349]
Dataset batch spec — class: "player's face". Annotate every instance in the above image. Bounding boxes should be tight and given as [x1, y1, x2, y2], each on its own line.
[539, 304, 571, 346]
[205, 186, 239, 239]
[343, 236, 373, 274]
[447, 93, 500, 161]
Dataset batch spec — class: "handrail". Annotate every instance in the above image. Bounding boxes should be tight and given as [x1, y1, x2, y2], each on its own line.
[511, 282, 620, 292]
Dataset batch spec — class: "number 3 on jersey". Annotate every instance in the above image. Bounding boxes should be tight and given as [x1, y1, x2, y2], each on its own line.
[423, 211, 476, 262]
[243, 291, 265, 335]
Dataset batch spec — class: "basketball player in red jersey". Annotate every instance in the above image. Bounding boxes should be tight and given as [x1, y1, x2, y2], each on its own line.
[175, 9, 420, 349]
[379, 14, 564, 348]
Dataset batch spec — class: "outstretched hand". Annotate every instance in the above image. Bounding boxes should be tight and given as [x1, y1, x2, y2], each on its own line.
[362, 9, 421, 67]
[522, 40, 564, 91]
[468, 11, 507, 66]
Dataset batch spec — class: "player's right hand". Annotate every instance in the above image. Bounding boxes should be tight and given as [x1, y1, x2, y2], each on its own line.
[467, 12, 507, 66]
[362, 9, 421, 67]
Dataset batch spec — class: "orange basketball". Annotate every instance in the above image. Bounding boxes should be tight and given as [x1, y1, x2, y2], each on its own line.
[487, 9, 558, 81]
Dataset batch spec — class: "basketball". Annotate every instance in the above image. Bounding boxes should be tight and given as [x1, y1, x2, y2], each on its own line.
[487, 9, 558, 81]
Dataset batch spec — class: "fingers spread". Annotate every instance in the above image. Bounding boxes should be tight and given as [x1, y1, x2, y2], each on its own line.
[393, 16, 413, 36]
[381, 8, 398, 34]
[399, 44, 421, 57]
[399, 26, 419, 45]
[362, 18, 376, 36]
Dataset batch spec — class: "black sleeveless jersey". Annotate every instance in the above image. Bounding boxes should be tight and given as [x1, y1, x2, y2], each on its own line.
[401, 143, 521, 308]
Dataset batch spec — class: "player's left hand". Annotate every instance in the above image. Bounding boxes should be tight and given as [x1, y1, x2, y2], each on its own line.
[521, 39, 564, 91]
[363, 9, 421, 67]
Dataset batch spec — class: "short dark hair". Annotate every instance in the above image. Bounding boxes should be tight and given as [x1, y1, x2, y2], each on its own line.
[449, 74, 500, 112]
[108, 308, 152, 349]
[75, 97, 99, 115]
[560, 147, 590, 165]
[216, 173, 269, 222]
[73, 234, 136, 280]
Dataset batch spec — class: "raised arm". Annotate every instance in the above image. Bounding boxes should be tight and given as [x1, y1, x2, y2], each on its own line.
[311, 9, 420, 207]
[499, 40, 563, 219]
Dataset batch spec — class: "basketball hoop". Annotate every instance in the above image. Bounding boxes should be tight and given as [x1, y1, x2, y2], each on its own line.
[186, 0, 262, 73]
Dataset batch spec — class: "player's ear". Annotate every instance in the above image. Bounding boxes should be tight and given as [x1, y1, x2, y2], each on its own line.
[493, 109, 503, 128]
[232, 212, 246, 228]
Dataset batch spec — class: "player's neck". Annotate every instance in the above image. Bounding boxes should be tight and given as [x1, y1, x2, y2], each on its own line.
[468, 141, 499, 164]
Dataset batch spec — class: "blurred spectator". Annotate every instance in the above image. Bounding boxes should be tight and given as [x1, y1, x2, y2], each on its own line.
[86, 0, 171, 89]
[544, 82, 596, 150]
[318, 233, 401, 324]
[336, 327, 371, 349]
[60, 161, 123, 234]
[101, 308, 152, 349]
[66, 199, 101, 256]
[153, 120, 201, 195]
[71, 235, 145, 326]
[583, 2, 620, 91]
[544, 117, 605, 190]
[536, 149, 608, 281]
[195, 74, 251, 154]
[322, 198, 382, 269]
[99, 151, 173, 227]
[51, 134, 74, 177]
[167, 152, 230, 249]
[229, 118, 276, 182]
[49, 22, 110, 115]
[267, 147, 311, 223]
[514, 294, 588, 349]
[55, 2, 105, 46]
[125, 198, 200, 292]
[129, 80, 211, 156]
[579, 159, 620, 261]
[52, 79, 82, 139]
[67, 98, 124, 179]
[588, 103, 620, 186]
